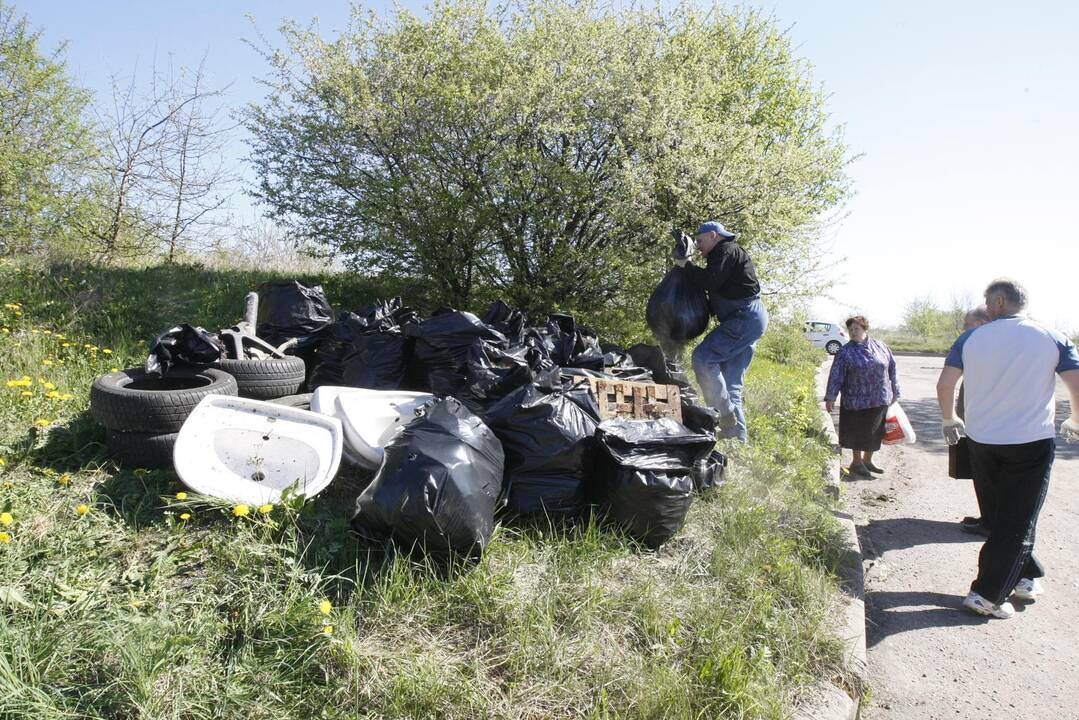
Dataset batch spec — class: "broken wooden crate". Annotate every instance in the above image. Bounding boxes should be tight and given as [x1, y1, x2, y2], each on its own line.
[586, 378, 683, 423]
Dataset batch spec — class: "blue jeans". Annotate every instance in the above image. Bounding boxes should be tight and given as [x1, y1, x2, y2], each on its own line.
[691, 296, 768, 442]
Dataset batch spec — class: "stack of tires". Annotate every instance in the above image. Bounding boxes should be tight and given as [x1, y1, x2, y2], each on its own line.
[209, 356, 306, 400]
[91, 368, 238, 469]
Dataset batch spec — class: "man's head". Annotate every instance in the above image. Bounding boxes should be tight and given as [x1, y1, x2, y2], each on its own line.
[963, 305, 991, 330]
[983, 278, 1028, 320]
[693, 220, 737, 257]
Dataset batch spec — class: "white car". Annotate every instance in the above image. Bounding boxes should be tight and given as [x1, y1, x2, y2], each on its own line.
[804, 320, 847, 355]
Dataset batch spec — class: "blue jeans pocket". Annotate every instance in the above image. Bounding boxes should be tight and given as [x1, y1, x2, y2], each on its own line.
[720, 316, 747, 341]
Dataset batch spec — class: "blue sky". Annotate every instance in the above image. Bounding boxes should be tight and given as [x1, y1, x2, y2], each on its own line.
[22, 0, 1079, 331]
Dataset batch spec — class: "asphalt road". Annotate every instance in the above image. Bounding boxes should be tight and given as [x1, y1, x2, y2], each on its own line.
[832, 354, 1079, 720]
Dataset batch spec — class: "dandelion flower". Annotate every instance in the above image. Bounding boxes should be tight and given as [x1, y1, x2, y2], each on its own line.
[103, 348, 113, 354]
[60, 393, 73, 400]
[46, 391, 60, 399]
[76, 504, 89, 516]
[0, 458, 5, 466]
[0, 512, 12, 526]
[0, 532, 10, 543]
[35, 419, 51, 428]
[258, 503, 273, 515]
[58, 473, 70, 486]
[319, 599, 332, 615]
[233, 504, 250, 517]
[20, 391, 32, 397]
[179, 512, 191, 521]
[42, 359, 53, 366]
[175, 491, 187, 500]
[42, 382, 55, 390]
[62, 342, 71, 348]
[322, 625, 334, 635]
[110, 367, 119, 373]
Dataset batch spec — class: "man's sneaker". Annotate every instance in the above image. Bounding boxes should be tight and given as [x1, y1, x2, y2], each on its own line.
[1012, 578, 1043, 601]
[962, 591, 1015, 619]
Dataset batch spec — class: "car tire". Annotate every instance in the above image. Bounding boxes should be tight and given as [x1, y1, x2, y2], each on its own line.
[210, 356, 306, 400]
[105, 429, 177, 470]
[91, 367, 238, 434]
[825, 341, 842, 355]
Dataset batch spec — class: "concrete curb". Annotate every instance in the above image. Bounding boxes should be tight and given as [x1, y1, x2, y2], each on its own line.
[796, 364, 868, 720]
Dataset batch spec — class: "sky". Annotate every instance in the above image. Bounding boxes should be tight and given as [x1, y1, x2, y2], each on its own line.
[21, 0, 1079, 332]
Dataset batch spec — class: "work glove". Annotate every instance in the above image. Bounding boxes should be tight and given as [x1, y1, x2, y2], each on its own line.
[671, 229, 692, 267]
[942, 417, 966, 446]
[1062, 417, 1079, 444]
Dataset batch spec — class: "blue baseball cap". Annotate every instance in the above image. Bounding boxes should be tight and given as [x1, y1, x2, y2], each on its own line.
[694, 220, 737, 239]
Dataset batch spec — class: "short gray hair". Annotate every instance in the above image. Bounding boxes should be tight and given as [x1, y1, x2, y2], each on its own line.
[965, 305, 990, 324]
[984, 278, 1028, 310]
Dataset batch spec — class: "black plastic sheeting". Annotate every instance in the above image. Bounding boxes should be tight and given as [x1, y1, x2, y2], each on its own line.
[351, 397, 504, 559]
[646, 267, 710, 351]
[145, 324, 224, 376]
[594, 417, 715, 548]
[483, 380, 601, 519]
[255, 280, 334, 348]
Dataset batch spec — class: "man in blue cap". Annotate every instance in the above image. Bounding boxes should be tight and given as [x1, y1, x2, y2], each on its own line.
[672, 220, 769, 442]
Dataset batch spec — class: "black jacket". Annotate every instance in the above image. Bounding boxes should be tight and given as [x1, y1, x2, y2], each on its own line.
[683, 240, 760, 312]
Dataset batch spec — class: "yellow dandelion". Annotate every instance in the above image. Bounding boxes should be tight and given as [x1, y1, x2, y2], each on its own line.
[179, 512, 191, 521]
[58, 473, 71, 486]
[175, 491, 188, 500]
[103, 348, 113, 354]
[1, 328, 8, 334]
[258, 503, 273, 515]
[76, 504, 89, 516]
[1, 482, 11, 489]
[60, 393, 73, 400]
[42, 382, 55, 390]
[319, 599, 332, 615]
[31, 329, 38, 335]
[0, 512, 12, 526]
[129, 600, 144, 609]
[0, 457, 5, 466]
[35, 419, 51, 428]
[43, 330, 51, 335]
[42, 359, 53, 366]
[0, 532, 10, 544]
[110, 368, 119, 373]
[46, 390, 60, 399]
[62, 342, 71, 348]
[322, 625, 334, 635]
[20, 391, 32, 397]
[232, 504, 250, 517]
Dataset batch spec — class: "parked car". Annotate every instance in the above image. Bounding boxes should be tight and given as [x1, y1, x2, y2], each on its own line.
[804, 320, 847, 355]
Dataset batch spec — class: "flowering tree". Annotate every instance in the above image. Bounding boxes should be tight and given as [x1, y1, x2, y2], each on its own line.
[245, 0, 849, 315]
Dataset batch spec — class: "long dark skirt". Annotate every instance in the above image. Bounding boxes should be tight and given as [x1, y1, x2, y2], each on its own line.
[838, 405, 888, 451]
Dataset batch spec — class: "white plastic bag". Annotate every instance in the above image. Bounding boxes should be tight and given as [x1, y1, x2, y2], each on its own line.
[882, 402, 916, 445]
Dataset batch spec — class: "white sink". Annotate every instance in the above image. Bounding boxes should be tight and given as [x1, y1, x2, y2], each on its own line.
[311, 386, 434, 469]
[173, 395, 343, 505]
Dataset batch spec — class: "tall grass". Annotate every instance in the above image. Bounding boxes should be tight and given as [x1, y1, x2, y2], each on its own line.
[0, 258, 847, 719]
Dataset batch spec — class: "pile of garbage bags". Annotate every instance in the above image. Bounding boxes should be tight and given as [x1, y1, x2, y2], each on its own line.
[142, 279, 728, 558]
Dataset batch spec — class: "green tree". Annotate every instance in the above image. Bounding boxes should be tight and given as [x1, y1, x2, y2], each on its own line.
[0, 2, 99, 255]
[245, 0, 850, 314]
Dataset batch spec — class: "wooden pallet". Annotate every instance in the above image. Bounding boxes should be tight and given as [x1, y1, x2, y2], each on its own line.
[586, 378, 682, 423]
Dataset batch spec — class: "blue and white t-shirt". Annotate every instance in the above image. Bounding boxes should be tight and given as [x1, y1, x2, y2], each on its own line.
[945, 316, 1079, 445]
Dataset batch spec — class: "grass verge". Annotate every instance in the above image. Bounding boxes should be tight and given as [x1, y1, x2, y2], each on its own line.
[0, 259, 848, 719]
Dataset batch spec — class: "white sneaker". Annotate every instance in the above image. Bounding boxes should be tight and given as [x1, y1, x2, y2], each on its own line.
[1012, 578, 1043, 601]
[962, 591, 1015, 619]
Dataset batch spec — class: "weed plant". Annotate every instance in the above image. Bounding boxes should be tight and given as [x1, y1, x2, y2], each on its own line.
[0, 259, 847, 719]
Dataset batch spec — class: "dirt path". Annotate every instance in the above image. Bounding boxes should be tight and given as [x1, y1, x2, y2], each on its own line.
[829, 354, 1079, 720]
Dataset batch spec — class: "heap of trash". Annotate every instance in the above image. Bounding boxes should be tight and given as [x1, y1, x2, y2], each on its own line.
[89, 280, 728, 556]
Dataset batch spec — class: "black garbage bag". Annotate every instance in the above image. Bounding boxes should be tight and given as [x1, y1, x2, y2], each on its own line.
[482, 300, 527, 346]
[483, 381, 601, 519]
[405, 310, 508, 394]
[594, 417, 715, 548]
[692, 450, 728, 492]
[351, 397, 504, 559]
[646, 267, 710, 350]
[307, 315, 357, 390]
[457, 343, 541, 416]
[145, 324, 225, 376]
[311, 298, 421, 390]
[544, 313, 605, 370]
[255, 280, 334, 348]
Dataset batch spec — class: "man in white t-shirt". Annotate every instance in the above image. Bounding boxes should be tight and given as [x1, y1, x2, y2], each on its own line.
[936, 278, 1079, 619]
